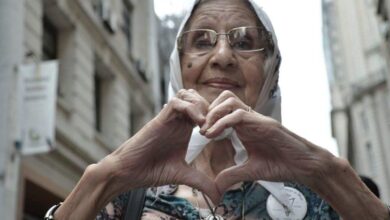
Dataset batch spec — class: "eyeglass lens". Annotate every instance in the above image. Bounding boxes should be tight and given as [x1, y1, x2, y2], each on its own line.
[180, 27, 264, 54]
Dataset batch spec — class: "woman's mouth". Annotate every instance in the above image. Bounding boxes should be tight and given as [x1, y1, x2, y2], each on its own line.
[203, 78, 240, 90]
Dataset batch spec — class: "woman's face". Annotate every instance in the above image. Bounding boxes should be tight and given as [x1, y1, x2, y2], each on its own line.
[180, 0, 266, 107]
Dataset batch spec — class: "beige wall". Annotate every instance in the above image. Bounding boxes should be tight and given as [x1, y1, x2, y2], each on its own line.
[323, 0, 390, 203]
[16, 0, 158, 218]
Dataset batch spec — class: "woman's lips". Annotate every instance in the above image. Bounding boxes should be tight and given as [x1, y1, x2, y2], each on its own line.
[202, 78, 240, 90]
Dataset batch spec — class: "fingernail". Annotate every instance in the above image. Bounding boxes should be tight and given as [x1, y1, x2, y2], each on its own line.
[200, 124, 207, 132]
[200, 129, 208, 135]
[205, 128, 214, 136]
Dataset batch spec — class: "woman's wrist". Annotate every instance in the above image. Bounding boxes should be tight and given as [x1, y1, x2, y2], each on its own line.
[54, 156, 123, 219]
[308, 156, 389, 220]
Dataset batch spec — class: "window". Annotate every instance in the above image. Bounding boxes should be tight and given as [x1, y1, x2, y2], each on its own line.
[23, 179, 62, 220]
[92, 0, 103, 17]
[92, 0, 118, 34]
[42, 16, 58, 61]
[42, 14, 64, 98]
[94, 59, 114, 135]
[94, 72, 103, 132]
[360, 110, 370, 132]
[366, 142, 378, 177]
[160, 77, 166, 106]
[129, 104, 135, 136]
[136, 60, 148, 82]
[129, 104, 144, 135]
[42, 0, 75, 103]
[377, 0, 390, 40]
[377, 0, 388, 21]
[122, 0, 133, 53]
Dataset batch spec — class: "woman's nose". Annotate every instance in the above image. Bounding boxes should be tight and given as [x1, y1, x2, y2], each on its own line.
[209, 37, 237, 69]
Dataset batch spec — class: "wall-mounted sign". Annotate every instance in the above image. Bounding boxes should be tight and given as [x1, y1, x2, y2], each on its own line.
[17, 61, 58, 155]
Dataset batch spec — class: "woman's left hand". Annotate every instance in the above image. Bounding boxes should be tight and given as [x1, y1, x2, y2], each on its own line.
[199, 91, 335, 194]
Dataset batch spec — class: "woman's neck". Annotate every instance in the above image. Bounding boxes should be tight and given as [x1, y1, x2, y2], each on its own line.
[193, 139, 236, 179]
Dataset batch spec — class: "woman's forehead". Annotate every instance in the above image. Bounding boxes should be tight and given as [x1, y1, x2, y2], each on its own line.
[187, 0, 259, 29]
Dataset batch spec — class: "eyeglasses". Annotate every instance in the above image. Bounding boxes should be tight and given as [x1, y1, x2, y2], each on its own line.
[177, 26, 267, 55]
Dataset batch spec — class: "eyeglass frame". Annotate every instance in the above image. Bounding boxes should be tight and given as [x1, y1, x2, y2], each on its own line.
[177, 26, 269, 55]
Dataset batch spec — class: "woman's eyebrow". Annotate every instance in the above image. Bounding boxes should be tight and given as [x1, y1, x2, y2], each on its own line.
[188, 23, 216, 31]
[195, 16, 257, 27]
[190, 10, 226, 23]
[190, 24, 214, 30]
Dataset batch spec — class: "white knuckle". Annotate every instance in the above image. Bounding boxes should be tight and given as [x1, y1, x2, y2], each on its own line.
[221, 90, 234, 98]
[226, 97, 237, 106]
[169, 98, 184, 110]
[170, 97, 180, 104]
[234, 109, 246, 117]
[177, 89, 186, 97]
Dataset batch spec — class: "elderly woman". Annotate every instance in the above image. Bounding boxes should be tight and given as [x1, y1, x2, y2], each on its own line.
[49, 0, 389, 219]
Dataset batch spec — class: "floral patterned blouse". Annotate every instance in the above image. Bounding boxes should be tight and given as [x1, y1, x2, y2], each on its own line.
[96, 182, 339, 220]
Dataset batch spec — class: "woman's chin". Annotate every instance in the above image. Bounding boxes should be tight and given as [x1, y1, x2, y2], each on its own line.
[199, 89, 224, 103]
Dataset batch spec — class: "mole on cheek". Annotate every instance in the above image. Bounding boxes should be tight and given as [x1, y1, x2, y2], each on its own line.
[187, 62, 192, 68]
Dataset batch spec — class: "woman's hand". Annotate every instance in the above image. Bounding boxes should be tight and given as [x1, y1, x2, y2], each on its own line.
[199, 90, 334, 192]
[55, 89, 221, 220]
[109, 89, 220, 201]
[200, 91, 390, 220]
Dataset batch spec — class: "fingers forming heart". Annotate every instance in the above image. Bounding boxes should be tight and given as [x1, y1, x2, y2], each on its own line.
[165, 89, 277, 203]
[172, 90, 320, 206]
[201, 91, 249, 134]
[172, 92, 255, 203]
[176, 164, 222, 204]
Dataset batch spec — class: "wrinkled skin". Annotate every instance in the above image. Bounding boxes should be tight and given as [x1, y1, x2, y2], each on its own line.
[199, 90, 333, 195]
[108, 0, 334, 203]
[54, 0, 389, 219]
[109, 89, 333, 205]
[109, 89, 222, 202]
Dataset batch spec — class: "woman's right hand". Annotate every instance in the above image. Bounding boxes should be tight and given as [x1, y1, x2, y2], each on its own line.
[106, 89, 220, 202]
[55, 90, 220, 220]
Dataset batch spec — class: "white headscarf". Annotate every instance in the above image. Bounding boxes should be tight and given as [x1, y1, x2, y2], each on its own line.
[168, 0, 289, 206]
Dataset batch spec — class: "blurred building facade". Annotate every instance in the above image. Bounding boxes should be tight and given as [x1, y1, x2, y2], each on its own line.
[377, 0, 390, 75]
[0, 0, 161, 219]
[157, 14, 184, 104]
[323, 0, 390, 203]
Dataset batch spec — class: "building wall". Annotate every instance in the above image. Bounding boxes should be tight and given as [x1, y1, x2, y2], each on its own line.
[0, 0, 159, 219]
[378, 0, 390, 89]
[323, 0, 390, 203]
[0, 0, 24, 218]
[131, 0, 162, 112]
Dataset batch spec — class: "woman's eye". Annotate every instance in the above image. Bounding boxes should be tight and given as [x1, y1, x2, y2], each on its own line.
[232, 39, 252, 50]
[193, 39, 213, 49]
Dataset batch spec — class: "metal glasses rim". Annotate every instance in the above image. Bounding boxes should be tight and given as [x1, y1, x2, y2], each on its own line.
[179, 26, 265, 35]
[179, 48, 265, 55]
[177, 26, 267, 53]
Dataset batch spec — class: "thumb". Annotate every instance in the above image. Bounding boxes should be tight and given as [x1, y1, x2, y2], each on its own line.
[179, 166, 222, 205]
[215, 163, 253, 195]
